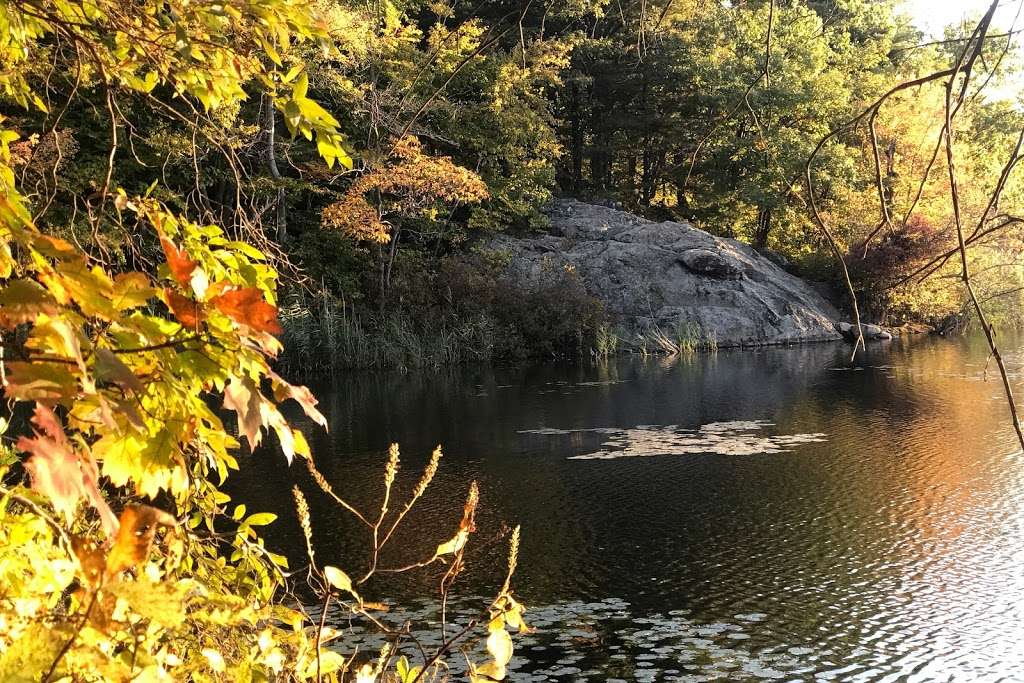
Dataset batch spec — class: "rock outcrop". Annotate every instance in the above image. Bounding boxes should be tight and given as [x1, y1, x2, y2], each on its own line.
[485, 200, 843, 347]
[836, 322, 894, 342]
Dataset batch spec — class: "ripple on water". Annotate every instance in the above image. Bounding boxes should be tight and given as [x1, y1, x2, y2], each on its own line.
[321, 597, 835, 681]
[520, 421, 827, 459]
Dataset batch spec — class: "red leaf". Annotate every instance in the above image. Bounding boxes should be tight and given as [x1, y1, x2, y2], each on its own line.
[165, 289, 205, 329]
[211, 287, 282, 335]
[19, 404, 118, 537]
[160, 236, 197, 286]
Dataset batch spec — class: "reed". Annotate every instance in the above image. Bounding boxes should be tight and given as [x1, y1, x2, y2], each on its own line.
[642, 321, 718, 355]
[593, 323, 620, 359]
[277, 295, 496, 375]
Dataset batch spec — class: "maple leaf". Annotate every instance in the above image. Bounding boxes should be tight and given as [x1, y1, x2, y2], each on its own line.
[159, 236, 197, 286]
[79, 449, 120, 538]
[211, 287, 283, 335]
[105, 505, 177, 579]
[111, 272, 157, 311]
[165, 289, 205, 329]
[223, 377, 264, 451]
[94, 348, 144, 393]
[18, 404, 117, 535]
[19, 435, 82, 525]
[0, 278, 59, 327]
[3, 361, 77, 402]
[268, 370, 327, 430]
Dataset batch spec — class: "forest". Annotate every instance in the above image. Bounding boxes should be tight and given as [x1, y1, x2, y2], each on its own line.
[2, 0, 1024, 681]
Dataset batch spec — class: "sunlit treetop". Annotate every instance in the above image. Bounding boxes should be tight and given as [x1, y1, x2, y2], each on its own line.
[0, 0, 351, 168]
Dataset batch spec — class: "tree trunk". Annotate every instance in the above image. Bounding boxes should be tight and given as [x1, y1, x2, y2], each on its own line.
[570, 82, 584, 194]
[262, 92, 286, 242]
[754, 206, 772, 250]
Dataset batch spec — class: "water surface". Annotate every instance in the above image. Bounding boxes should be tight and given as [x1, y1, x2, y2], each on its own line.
[237, 334, 1024, 681]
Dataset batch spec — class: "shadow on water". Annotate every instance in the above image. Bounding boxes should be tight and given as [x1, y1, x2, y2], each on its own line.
[232, 333, 1024, 681]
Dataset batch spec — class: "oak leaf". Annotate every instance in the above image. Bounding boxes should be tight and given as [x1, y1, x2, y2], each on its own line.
[211, 287, 282, 334]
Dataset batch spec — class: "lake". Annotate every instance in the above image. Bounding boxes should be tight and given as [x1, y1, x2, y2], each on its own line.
[236, 333, 1024, 681]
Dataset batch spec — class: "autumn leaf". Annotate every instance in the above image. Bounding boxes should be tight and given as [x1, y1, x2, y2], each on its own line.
[473, 660, 507, 682]
[19, 432, 83, 526]
[486, 625, 513, 667]
[111, 272, 156, 311]
[104, 505, 177, 579]
[165, 289, 205, 329]
[323, 565, 360, 600]
[211, 287, 282, 335]
[159, 236, 197, 286]
[94, 348, 144, 393]
[435, 481, 479, 558]
[3, 361, 78, 402]
[18, 404, 117, 535]
[0, 278, 59, 327]
[79, 449, 119, 538]
[268, 370, 327, 430]
[223, 377, 263, 450]
[33, 234, 77, 260]
[72, 536, 106, 590]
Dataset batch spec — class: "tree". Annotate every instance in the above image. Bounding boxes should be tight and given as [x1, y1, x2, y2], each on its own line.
[0, 0, 529, 679]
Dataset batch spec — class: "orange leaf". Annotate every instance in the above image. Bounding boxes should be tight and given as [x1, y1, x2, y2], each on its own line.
[104, 505, 177, 579]
[211, 287, 282, 335]
[165, 289, 205, 329]
[160, 236, 197, 286]
[72, 536, 106, 589]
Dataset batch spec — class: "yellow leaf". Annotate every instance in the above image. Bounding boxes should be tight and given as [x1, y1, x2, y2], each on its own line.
[293, 72, 309, 100]
[474, 660, 506, 681]
[202, 648, 225, 673]
[486, 628, 513, 667]
[354, 663, 376, 683]
[435, 529, 468, 558]
[323, 565, 358, 599]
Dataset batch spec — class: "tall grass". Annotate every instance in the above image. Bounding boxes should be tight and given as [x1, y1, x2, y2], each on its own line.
[277, 295, 496, 375]
[593, 323, 620, 359]
[643, 321, 718, 355]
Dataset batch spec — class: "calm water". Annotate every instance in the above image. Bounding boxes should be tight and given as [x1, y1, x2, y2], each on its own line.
[236, 334, 1024, 681]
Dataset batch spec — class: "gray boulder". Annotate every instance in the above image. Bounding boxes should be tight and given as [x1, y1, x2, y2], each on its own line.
[680, 249, 744, 280]
[484, 200, 843, 348]
[836, 321, 894, 342]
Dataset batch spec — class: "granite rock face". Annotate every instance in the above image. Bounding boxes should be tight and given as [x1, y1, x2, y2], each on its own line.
[485, 200, 843, 347]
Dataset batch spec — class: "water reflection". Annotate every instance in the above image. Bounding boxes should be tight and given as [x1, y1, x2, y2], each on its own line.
[234, 334, 1024, 680]
[519, 421, 827, 459]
